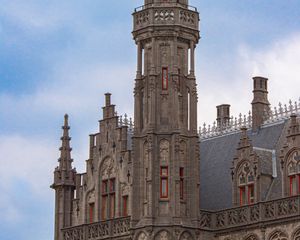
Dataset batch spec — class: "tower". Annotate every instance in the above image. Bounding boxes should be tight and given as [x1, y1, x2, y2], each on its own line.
[51, 114, 76, 240]
[132, 0, 200, 238]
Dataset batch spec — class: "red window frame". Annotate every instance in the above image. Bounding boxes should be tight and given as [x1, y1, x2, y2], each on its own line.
[248, 184, 254, 205]
[101, 195, 107, 220]
[180, 167, 184, 200]
[110, 193, 115, 218]
[290, 175, 297, 196]
[162, 67, 168, 90]
[160, 166, 169, 198]
[89, 203, 94, 223]
[239, 186, 246, 206]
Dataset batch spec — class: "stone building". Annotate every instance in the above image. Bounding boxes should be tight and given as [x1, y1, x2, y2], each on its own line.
[51, 1, 300, 240]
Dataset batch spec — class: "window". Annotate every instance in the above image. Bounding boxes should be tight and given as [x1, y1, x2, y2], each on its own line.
[162, 67, 168, 90]
[101, 178, 116, 219]
[89, 203, 94, 223]
[239, 186, 246, 205]
[248, 184, 254, 204]
[180, 167, 184, 200]
[287, 150, 300, 196]
[109, 178, 116, 218]
[160, 167, 168, 198]
[122, 195, 128, 216]
[102, 180, 108, 220]
[237, 162, 255, 206]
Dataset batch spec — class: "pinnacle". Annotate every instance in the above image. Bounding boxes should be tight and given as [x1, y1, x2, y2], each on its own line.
[58, 114, 73, 171]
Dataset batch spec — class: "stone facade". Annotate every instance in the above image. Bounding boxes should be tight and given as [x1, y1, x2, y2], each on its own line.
[51, 1, 300, 240]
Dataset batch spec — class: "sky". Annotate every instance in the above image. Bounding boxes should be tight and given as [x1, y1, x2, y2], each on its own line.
[0, 0, 300, 239]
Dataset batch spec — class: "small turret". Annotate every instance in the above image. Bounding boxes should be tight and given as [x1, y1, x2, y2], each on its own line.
[51, 114, 76, 240]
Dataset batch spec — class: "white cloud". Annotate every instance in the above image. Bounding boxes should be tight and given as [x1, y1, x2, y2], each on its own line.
[197, 32, 300, 126]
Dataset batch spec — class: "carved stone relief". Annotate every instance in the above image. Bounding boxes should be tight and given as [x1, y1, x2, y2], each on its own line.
[160, 140, 170, 165]
[137, 232, 148, 240]
[268, 231, 288, 240]
[155, 231, 170, 240]
[180, 231, 193, 240]
[101, 157, 116, 180]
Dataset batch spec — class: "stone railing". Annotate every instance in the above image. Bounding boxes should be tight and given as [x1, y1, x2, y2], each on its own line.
[62, 217, 131, 240]
[263, 99, 300, 126]
[199, 111, 252, 141]
[199, 195, 300, 232]
[118, 113, 134, 132]
[133, 4, 199, 32]
[199, 98, 300, 141]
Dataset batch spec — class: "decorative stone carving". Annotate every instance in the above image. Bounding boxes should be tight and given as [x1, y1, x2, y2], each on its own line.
[101, 157, 116, 179]
[180, 231, 193, 240]
[155, 231, 170, 240]
[160, 140, 170, 165]
[137, 232, 148, 240]
[244, 234, 258, 240]
[154, 9, 175, 22]
[293, 228, 300, 240]
[268, 231, 288, 240]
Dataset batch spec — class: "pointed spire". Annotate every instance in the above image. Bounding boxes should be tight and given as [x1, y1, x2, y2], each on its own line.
[58, 114, 73, 171]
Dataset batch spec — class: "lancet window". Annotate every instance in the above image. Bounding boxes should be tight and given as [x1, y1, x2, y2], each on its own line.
[287, 150, 300, 196]
[100, 158, 117, 220]
[237, 162, 255, 205]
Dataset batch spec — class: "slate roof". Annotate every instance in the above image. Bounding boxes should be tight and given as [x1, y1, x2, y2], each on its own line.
[199, 122, 286, 211]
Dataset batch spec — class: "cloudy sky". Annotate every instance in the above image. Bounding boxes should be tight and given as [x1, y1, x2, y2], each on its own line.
[0, 0, 299, 239]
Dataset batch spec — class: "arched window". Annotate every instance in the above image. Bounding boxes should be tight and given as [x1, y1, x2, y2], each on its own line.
[237, 162, 255, 205]
[100, 158, 117, 220]
[269, 231, 288, 240]
[287, 150, 300, 196]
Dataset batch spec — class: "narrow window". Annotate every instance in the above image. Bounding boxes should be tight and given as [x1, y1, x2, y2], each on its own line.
[102, 180, 108, 220]
[248, 184, 254, 204]
[162, 67, 168, 90]
[180, 167, 184, 200]
[290, 175, 297, 196]
[102, 196, 107, 220]
[89, 203, 94, 223]
[110, 179, 116, 218]
[160, 166, 168, 198]
[239, 186, 246, 206]
[122, 195, 128, 216]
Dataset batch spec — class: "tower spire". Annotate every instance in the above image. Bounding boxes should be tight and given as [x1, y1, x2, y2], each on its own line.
[58, 114, 73, 171]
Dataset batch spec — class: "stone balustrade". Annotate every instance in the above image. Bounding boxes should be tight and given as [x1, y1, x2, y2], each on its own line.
[199, 195, 300, 232]
[133, 4, 199, 32]
[62, 217, 130, 240]
[199, 98, 300, 141]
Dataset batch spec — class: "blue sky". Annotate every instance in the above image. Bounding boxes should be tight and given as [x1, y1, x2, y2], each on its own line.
[0, 1, 300, 239]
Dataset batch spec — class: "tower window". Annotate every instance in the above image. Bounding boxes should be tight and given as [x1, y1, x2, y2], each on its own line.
[160, 166, 169, 198]
[162, 67, 168, 90]
[180, 167, 184, 200]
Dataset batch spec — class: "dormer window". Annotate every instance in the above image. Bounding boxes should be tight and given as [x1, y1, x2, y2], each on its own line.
[237, 162, 255, 206]
[287, 150, 300, 196]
